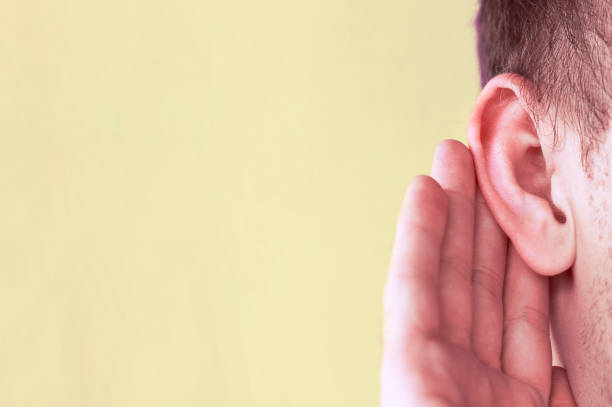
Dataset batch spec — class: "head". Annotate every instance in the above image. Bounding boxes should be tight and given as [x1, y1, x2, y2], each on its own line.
[468, 0, 612, 404]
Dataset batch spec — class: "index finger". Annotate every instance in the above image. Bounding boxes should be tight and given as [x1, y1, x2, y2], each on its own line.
[383, 175, 448, 351]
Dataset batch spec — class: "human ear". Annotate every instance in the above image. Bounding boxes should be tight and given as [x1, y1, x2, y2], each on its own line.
[468, 74, 576, 276]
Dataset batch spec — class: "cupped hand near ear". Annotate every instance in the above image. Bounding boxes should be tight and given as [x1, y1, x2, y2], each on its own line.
[381, 139, 576, 406]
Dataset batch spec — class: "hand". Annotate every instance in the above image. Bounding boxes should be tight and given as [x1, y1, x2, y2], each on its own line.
[381, 140, 575, 406]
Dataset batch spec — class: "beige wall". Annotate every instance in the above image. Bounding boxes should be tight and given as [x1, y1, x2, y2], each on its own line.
[0, 1, 478, 405]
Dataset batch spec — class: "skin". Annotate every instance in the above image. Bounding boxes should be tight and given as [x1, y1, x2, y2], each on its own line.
[549, 131, 612, 405]
[381, 74, 612, 405]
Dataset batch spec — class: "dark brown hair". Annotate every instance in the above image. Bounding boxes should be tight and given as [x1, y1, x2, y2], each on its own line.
[476, 0, 612, 166]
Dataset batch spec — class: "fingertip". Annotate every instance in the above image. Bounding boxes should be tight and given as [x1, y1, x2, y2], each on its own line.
[434, 139, 473, 170]
[431, 139, 476, 196]
[405, 175, 448, 216]
[407, 174, 446, 201]
[435, 138, 470, 156]
[397, 175, 448, 241]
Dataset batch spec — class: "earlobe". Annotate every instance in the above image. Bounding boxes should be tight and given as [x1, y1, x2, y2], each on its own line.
[468, 74, 576, 276]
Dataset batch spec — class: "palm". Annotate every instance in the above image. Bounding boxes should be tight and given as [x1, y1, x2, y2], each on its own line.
[381, 140, 574, 406]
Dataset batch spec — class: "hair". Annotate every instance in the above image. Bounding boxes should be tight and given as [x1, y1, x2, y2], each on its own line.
[476, 0, 612, 167]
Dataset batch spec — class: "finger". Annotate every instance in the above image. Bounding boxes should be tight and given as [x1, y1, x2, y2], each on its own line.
[381, 176, 448, 406]
[383, 175, 448, 350]
[430, 139, 476, 348]
[502, 244, 552, 401]
[550, 366, 576, 406]
[471, 189, 508, 368]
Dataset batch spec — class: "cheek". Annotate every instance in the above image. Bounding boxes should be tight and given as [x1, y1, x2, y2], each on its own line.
[585, 172, 612, 259]
[553, 159, 612, 404]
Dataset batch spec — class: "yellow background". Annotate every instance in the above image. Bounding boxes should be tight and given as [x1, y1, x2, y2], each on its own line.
[0, 1, 478, 405]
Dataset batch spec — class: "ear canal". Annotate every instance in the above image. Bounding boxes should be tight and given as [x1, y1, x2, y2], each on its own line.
[551, 202, 567, 224]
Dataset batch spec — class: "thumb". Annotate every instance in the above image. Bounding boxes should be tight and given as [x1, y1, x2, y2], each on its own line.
[549, 366, 576, 406]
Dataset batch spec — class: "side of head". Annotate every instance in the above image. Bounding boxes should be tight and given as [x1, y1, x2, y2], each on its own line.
[469, 1, 612, 404]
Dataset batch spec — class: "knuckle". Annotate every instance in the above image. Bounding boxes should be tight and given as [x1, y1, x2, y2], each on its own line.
[440, 254, 472, 279]
[445, 186, 474, 209]
[503, 305, 549, 335]
[475, 192, 488, 208]
[471, 264, 503, 299]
